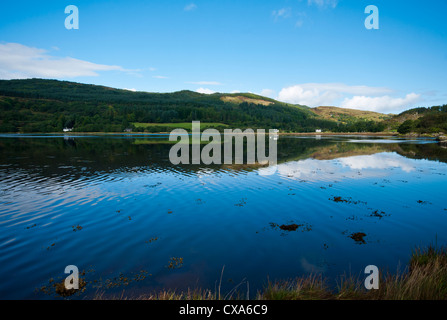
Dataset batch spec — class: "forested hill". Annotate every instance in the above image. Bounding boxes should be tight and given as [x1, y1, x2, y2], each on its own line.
[0, 78, 339, 133]
[0, 79, 389, 133]
[391, 105, 447, 134]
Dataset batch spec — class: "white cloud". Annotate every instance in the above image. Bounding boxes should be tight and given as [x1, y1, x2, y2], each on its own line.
[0, 43, 131, 79]
[276, 83, 419, 112]
[278, 84, 342, 106]
[307, 0, 338, 9]
[153, 75, 169, 79]
[340, 93, 421, 113]
[272, 8, 292, 20]
[196, 88, 215, 94]
[272, 8, 306, 27]
[184, 3, 197, 11]
[123, 88, 137, 92]
[187, 81, 222, 85]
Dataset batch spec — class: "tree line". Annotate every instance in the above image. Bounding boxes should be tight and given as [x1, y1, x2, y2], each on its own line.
[1, 79, 439, 134]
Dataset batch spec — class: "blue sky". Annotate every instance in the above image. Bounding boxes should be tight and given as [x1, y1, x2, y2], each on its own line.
[0, 0, 446, 113]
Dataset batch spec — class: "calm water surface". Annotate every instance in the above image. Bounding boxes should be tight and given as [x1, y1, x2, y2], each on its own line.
[1, 134, 447, 299]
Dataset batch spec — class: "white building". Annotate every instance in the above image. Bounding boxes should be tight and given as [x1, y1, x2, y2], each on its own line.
[315, 129, 322, 133]
[63, 128, 73, 132]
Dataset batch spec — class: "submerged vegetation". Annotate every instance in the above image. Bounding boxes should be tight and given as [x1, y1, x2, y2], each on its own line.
[93, 246, 447, 300]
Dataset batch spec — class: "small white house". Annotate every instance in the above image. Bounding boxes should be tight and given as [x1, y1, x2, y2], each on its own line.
[315, 129, 322, 133]
[63, 128, 73, 132]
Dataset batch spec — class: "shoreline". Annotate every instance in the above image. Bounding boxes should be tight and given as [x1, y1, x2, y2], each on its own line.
[3, 131, 444, 141]
[2, 131, 400, 136]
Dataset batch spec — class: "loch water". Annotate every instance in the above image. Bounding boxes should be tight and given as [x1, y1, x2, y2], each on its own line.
[1, 134, 446, 299]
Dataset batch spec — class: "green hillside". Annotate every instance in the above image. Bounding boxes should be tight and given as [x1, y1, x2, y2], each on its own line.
[391, 105, 447, 134]
[311, 106, 393, 123]
[2, 79, 443, 134]
[0, 79, 336, 133]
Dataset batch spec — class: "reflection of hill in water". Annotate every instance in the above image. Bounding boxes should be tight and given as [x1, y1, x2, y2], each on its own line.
[0, 136, 332, 174]
[390, 143, 447, 163]
[304, 140, 447, 164]
[1, 136, 447, 182]
[308, 143, 386, 161]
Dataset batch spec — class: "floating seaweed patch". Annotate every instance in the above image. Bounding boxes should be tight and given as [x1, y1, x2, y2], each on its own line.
[55, 278, 87, 297]
[145, 237, 159, 244]
[90, 270, 150, 290]
[26, 224, 37, 229]
[269, 222, 312, 233]
[417, 200, 432, 205]
[279, 224, 300, 231]
[331, 196, 348, 203]
[369, 210, 389, 219]
[167, 257, 184, 269]
[349, 232, 367, 244]
[234, 198, 247, 207]
[330, 196, 367, 205]
[42, 278, 87, 298]
[72, 225, 82, 232]
[37, 270, 89, 298]
[38, 268, 150, 297]
[102, 272, 145, 288]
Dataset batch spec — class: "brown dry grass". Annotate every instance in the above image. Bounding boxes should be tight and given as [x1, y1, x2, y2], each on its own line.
[312, 106, 393, 123]
[220, 96, 274, 106]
